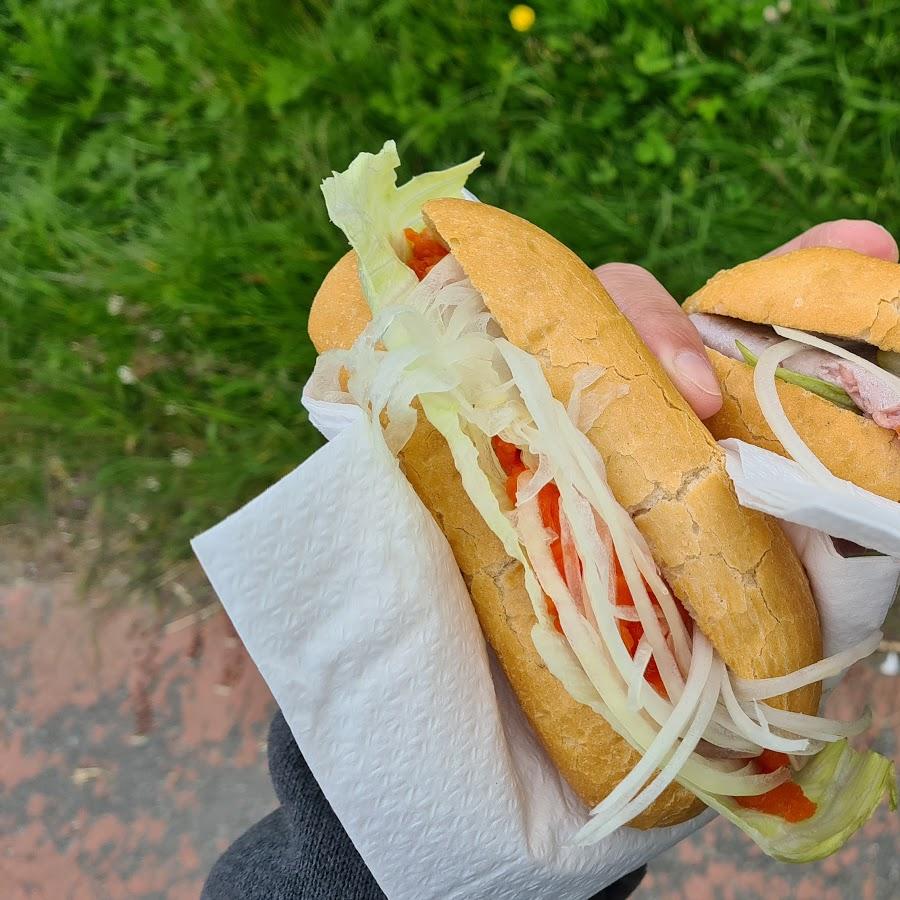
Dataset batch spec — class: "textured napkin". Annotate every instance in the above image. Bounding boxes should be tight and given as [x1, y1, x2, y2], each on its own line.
[192, 399, 897, 899]
[780, 523, 899, 658]
[192, 410, 710, 900]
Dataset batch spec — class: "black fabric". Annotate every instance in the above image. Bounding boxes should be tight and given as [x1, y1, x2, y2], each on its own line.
[202, 710, 647, 899]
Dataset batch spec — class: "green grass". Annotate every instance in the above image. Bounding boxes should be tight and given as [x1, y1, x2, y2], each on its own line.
[2, 0, 899, 591]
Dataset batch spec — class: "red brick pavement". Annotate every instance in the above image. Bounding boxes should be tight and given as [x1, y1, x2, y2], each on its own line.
[1, 578, 275, 899]
[3, 576, 897, 898]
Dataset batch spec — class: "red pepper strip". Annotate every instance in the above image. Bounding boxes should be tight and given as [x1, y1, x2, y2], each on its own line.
[735, 749, 817, 822]
[493, 435, 522, 472]
[613, 555, 670, 697]
[538, 482, 561, 535]
[490, 436, 683, 682]
[492, 437, 564, 634]
[404, 227, 449, 280]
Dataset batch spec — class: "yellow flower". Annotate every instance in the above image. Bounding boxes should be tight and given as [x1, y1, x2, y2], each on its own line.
[509, 4, 535, 32]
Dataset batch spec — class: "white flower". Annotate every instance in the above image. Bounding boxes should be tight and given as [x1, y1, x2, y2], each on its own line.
[117, 365, 138, 385]
[148, 329, 164, 343]
[170, 448, 193, 468]
[163, 404, 179, 416]
[778, 0, 791, 13]
[107, 294, 125, 315]
[142, 476, 161, 492]
[763, 4, 779, 22]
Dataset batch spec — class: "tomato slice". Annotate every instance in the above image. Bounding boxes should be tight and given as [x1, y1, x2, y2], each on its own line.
[404, 227, 449, 280]
[735, 749, 817, 821]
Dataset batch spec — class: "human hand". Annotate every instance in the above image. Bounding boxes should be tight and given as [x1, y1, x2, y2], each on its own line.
[593, 220, 899, 419]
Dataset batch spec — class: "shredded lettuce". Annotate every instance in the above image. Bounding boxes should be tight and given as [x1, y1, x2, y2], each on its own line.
[696, 740, 896, 862]
[735, 340, 858, 410]
[315, 142, 896, 861]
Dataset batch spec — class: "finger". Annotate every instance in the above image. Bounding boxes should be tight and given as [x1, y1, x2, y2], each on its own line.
[594, 263, 723, 419]
[764, 219, 898, 262]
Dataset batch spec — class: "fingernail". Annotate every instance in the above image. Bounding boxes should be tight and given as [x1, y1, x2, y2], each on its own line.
[672, 350, 721, 397]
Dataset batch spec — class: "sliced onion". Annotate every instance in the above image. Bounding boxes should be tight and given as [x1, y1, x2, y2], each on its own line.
[577, 657, 788, 843]
[611, 604, 642, 622]
[572, 502, 615, 623]
[578, 383, 630, 433]
[774, 325, 900, 394]
[559, 506, 591, 625]
[703, 715, 763, 754]
[554, 421, 690, 690]
[582, 627, 713, 829]
[628, 637, 654, 712]
[515, 453, 554, 505]
[732, 630, 882, 701]
[566, 366, 606, 429]
[753, 339, 837, 483]
[757, 704, 873, 740]
[559, 488, 654, 685]
[719, 670, 811, 753]
[752, 701, 770, 734]
[577, 479, 686, 699]
[518, 491, 740, 792]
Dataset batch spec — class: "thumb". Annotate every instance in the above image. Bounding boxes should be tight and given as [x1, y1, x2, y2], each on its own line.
[593, 263, 722, 419]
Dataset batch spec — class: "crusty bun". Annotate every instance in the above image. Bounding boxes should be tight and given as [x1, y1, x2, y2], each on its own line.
[683, 246, 900, 500]
[309, 201, 823, 827]
[424, 199, 821, 696]
[702, 349, 900, 502]
[310, 255, 703, 828]
[683, 247, 900, 352]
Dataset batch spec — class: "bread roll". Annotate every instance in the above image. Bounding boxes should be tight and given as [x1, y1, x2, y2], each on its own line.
[683, 247, 900, 352]
[683, 246, 900, 501]
[309, 201, 823, 827]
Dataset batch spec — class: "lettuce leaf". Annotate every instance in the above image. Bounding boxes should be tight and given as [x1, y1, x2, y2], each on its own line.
[320, 140, 482, 313]
[695, 739, 896, 862]
[735, 340, 858, 410]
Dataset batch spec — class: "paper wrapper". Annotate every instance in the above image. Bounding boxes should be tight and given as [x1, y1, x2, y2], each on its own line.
[193, 406, 709, 900]
[192, 400, 897, 899]
[722, 439, 900, 560]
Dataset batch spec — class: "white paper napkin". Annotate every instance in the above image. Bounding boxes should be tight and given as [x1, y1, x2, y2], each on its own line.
[193, 396, 898, 899]
[721, 438, 899, 662]
[780, 523, 899, 658]
[721, 438, 900, 559]
[192, 412, 710, 900]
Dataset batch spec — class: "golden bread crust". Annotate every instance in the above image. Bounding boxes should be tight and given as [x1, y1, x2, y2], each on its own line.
[423, 198, 820, 701]
[683, 247, 900, 352]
